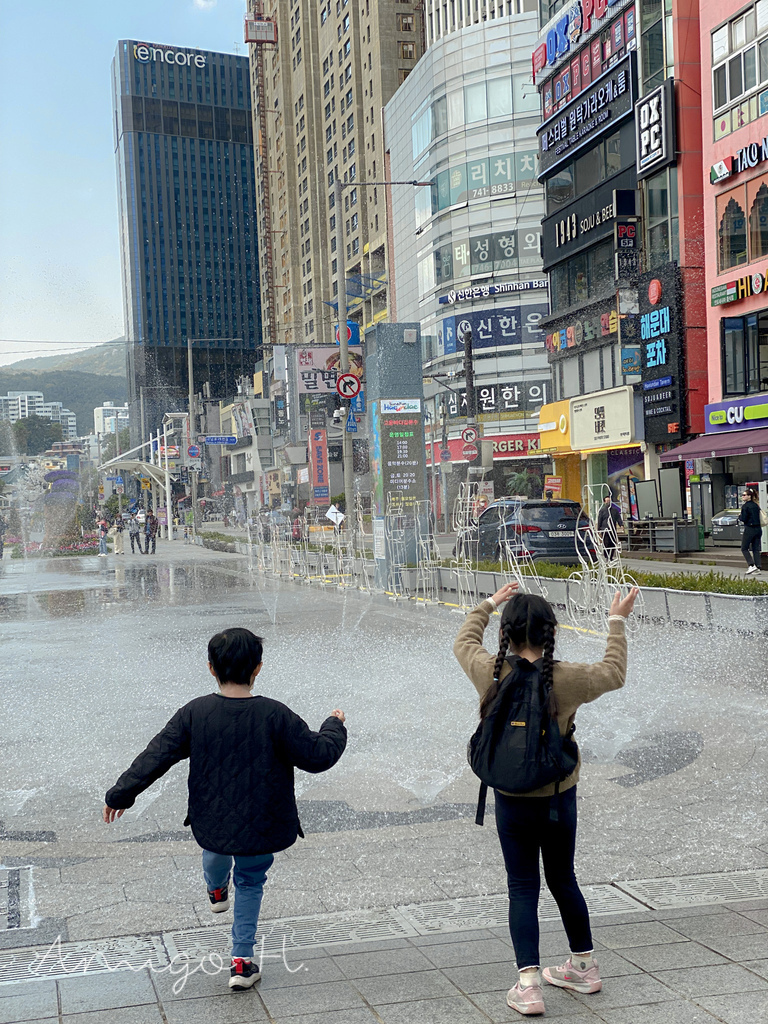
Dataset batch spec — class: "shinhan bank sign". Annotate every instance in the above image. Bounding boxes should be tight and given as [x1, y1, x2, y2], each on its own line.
[133, 43, 207, 68]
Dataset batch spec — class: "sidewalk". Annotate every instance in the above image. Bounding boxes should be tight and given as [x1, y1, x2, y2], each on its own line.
[2, 889, 767, 1023]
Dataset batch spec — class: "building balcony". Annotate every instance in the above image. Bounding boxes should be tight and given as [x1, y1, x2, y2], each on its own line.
[227, 470, 255, 485]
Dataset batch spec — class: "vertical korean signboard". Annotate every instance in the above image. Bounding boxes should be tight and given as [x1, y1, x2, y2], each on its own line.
[308, 429, 330, 502]
[638, 264, 684, 443]
[370, 399, 427, 515]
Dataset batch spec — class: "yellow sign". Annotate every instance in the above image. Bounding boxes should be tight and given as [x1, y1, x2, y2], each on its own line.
[141, 478, 152, 490]
[538, 400, 572, 452]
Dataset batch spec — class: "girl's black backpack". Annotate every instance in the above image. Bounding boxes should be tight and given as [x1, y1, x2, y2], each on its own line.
[467, 656, 578, 825]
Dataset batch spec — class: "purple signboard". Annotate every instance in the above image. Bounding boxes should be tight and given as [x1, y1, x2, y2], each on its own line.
[705, 394, 768, 433]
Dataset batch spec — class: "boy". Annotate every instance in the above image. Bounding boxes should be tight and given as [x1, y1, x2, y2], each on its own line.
[103, 627, 347, 990]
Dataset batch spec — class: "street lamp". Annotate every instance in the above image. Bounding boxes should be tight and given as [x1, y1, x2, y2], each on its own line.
[333, 176, 432, 530]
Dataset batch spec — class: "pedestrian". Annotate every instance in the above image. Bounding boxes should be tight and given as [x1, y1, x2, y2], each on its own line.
[183, 526, 189, 544]
[145, 512, 158, 554]
[128, 514, 141, 554]
[112, 516, 125, 555]
[0, 513, 6, 560]
[97, 517, 109, 557]
[103, 627, 347, 990]
[454, 581, 638, 1017]
[597, 493, 623, 561]
[739, 486, 765, 574]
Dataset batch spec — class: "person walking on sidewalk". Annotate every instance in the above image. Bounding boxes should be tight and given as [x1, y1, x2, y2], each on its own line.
[103, 627, 347, 991]
[112, 517, 125, 555]
[144, 511, 158, 554]
[0, 514, 6, 560]
[454, 581, 638, 1017]
[597, 494, 623, 561]
[97, 517, 109, 556]
[128, 514, 141, 554]
[739, 487, 764, 574]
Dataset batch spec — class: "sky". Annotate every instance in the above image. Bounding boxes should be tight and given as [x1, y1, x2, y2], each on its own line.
[0, 0, 248, 366]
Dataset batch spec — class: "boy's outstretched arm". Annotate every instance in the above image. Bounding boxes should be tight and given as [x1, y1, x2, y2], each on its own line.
[280, 709, 347, 773]
[103, 708, 190, 821]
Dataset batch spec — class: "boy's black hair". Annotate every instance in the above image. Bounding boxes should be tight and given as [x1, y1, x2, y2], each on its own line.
[208, 628, 264, 687]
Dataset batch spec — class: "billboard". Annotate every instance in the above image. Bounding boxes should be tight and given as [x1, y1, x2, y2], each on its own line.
[297, 346, 363, 394]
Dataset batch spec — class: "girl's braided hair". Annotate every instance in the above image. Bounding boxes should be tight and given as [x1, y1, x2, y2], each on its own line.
[479, 593, 558, 720]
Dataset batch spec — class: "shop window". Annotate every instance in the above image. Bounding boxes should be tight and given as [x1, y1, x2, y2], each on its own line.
[464, 81, 487, 123]
[574, 145, 604, 195]
[546, 166, 574, 211]
[719, 194, 748, 271]
[569, 252, 588, 305]
[750, 182, 768, 259]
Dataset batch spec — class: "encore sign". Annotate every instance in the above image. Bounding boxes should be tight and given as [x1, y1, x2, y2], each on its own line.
[133, 43, 207, 67]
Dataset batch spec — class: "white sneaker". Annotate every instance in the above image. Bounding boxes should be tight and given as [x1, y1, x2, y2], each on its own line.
[746, 565, 759, 575]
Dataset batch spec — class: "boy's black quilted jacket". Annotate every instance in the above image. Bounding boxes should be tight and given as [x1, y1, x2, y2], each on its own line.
[105, 694, 347, 855]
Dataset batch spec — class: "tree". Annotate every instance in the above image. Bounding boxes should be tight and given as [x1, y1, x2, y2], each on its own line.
[0, 421, 14, 454]
[101, 427, 131, 463]
[12, 416, 63, 455]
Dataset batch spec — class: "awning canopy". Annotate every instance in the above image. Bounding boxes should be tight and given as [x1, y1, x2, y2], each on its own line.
[659, 426, 768, 462]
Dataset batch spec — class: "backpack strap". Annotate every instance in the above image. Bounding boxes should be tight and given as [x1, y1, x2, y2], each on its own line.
[475, 782, 488, 827]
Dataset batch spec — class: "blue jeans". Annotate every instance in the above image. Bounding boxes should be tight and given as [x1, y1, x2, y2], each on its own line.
[98, 534, 107, 555]
[202, 850, 274, 959]
[495, 786, 592, 969]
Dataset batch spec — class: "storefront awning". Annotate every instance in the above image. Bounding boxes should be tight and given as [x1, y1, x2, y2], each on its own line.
[659, 427, 768, 462]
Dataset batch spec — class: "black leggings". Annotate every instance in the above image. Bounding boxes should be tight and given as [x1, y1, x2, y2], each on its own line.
[741, 525, 762, 568]
[495, 786, 592, 969]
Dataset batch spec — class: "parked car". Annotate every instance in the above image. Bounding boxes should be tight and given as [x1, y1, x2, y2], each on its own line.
[456, 498, 595, 564]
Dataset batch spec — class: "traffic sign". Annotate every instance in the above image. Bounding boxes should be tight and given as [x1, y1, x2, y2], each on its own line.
[197, 434, 207, 445]
[346, 410, 358, 433]
[439, 448, 451, 462]
[116, 485, 124, 495]
[187, 444, 201, 459]
[462, 443, 479, 461]
[204, 435, 237, 445]
[336, 373, 361, 398]
[461, 426, 479, 444]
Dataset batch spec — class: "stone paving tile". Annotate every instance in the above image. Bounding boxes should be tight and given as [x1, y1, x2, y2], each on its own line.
[408, 929, 494, 946]
[569, 973, 677, 1010]
[0, 984, 58, 1024]
[697, 990, 768, 1024]
[617, 940, 729, 972]
[742, 957, 768, 979]
[61, 1008, 165, 1024]
[663, 911, 768, 940]
[351, 969, 459, 1005]
[319, 938, 411, 956]
[331, 947, 434, 980]
[439, 960, 516, 994]
[591, 921, 692, 950]
[651, 905, 734, 921]
[734, 907, 768, 926]
[653, 963, 768, 997]
[417, 938, 515, 969]
[162, 991, 269, 1024]
[259, 979, 366, 1017]
[592, 1001, 724, 1024]
[152, 966, 236, 1002]
[57, 971, 157, 1015]
[472, 983, 592, 1021]
[371, 994, 492, 1024]
[272, 1010, 379, 1024]
[698, 931, 768, 960]
[258, 956, 344, 989]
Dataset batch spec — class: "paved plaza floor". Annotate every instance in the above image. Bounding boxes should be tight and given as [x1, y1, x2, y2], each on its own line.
[1, 542, 767, 1022]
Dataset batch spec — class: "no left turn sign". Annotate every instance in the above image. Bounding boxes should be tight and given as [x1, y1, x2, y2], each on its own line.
[336, 372, 361, 398]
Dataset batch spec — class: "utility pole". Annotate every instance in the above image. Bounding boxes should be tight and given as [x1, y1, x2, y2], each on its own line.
[462, 326, 479, 485]
[187, 338, 198, 532]
[334, 177, 354, 534]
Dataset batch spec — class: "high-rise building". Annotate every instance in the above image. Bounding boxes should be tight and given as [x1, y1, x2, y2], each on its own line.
[385, 13, 551, 514]
[245, 1, 424, 360]
[424, 0, 536, 47]
[111, 40, 262, 445]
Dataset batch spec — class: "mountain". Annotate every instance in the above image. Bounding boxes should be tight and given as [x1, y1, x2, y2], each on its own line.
[0, 370, 128, 437]
[6, 339, 127, 377]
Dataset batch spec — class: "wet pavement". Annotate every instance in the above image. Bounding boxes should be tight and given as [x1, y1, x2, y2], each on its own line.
[1, 542, 768, 1021]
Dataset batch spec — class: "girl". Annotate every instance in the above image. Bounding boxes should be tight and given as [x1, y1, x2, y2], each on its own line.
[454, 581, 638, 1016]
[739, 487, 762, 575]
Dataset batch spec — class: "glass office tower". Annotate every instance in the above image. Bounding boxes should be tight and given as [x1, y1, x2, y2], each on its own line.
[112, 40, 261, 443]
